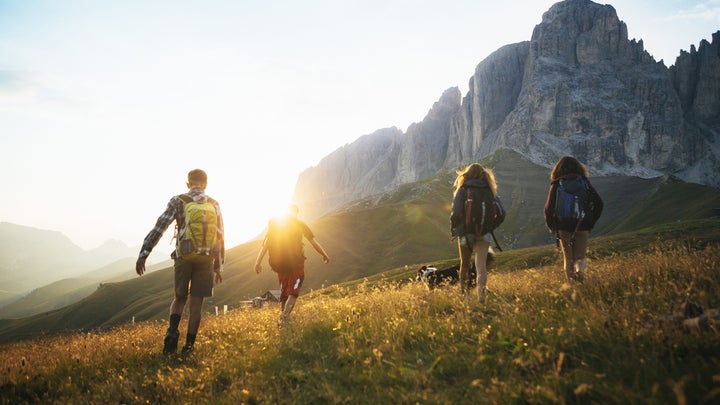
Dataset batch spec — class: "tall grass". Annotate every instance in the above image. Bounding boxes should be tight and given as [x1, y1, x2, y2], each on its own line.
[1, 243, 719, 404]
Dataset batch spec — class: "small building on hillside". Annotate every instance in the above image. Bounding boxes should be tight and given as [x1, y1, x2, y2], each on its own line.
[262, 290, 281, 302]
[250, 290, 281, 308]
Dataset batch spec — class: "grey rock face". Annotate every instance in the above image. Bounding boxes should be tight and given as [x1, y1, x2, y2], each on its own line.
[293, 0, 720, 219]
[671, 32, 720, 128]
[397, 87, 461, 184]
[292, 127, 403, 220]
[446, 42, 530, 168]
[466, 0, 707, 178]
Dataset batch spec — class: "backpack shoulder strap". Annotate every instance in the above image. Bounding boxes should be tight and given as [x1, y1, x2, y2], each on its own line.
[173, 194, 193, 238]
[463, 185, 474, 228]
[490, 230, 503, 252]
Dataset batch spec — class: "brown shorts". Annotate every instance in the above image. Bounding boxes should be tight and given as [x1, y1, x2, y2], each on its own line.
[174, 258, 214, 298]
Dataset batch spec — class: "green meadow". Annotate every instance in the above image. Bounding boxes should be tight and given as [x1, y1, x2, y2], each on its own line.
[1, 219, 719, 404]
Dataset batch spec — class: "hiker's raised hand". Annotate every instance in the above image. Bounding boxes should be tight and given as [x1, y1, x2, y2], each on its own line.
[254, 262, 262, 274]
[322, 255, 330, 264]
[135, 258, 146, 276]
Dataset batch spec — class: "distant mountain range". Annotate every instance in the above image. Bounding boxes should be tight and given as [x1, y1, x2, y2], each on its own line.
[0, 222, 142, 298]
[291, 0, 720, 221]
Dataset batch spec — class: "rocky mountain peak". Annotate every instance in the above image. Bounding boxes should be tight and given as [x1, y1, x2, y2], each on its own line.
[532, 0, 654, 66]
[292, 0, 720, 220]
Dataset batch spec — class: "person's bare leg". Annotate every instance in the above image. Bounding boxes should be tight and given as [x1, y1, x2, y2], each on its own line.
[170, 295, 187, 317]
[278, 295, 297, 327]
[283, 295, 297, 318]
[474, 241, 491, 302]
[558, 230, 575, 281]
[572, 231, 589, 281]
[458, 241, 473, 294]
[187, 296, 204, 335]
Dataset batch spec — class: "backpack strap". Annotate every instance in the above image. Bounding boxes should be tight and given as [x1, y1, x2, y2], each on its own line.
[569, 211, 586, 247]
[463, 186, 474, 234]
[171, 194, 193, 244]
[490, 230, 503, 252]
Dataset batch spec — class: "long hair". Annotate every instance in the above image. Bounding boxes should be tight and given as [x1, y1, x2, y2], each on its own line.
[550, 156, 589, 180]
[453, 163, 498, 196]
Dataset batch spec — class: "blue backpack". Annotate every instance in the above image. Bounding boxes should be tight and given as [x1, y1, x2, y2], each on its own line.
[554, 176, 589, 230]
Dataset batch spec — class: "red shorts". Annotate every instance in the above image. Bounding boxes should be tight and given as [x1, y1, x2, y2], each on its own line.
[277, 265, 305, 303]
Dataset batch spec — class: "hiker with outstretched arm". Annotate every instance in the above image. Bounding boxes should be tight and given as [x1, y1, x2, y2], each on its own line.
[254, 204, 329, 328]
[544, 156, 603, 283]
[135, 169, 225, 355]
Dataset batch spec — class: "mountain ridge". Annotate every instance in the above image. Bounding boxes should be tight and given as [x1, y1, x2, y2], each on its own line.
[291, 0, 720, 221]
[0, 222, 146, 297]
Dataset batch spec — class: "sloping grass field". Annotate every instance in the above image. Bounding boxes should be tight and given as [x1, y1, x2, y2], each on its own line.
[1, 220, 719, 404]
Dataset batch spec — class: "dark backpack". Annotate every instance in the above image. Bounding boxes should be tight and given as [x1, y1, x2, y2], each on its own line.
[266, 218, 305, 273]
[554, 176, 589, 230]
[464, 186, 505, 251]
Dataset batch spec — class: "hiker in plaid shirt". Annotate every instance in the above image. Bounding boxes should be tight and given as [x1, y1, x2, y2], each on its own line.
[135, 169, 225, 355]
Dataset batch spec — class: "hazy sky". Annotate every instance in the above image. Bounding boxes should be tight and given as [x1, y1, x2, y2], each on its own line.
[1, 0, 718, 257]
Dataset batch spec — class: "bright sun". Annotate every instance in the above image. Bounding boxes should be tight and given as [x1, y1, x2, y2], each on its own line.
[214, 175, 297, 247]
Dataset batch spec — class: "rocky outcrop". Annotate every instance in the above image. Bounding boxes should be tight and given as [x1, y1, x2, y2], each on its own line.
[292, 0, 720, 219]
[668, 31, 720, 187]
[292, 127, 403, 220]
[446, 42, 530, 167]
[396, 87, 461, 184]
[671, 31, 720, 128]
[465, 0, 708, 178]
[294, 89, 461, 219]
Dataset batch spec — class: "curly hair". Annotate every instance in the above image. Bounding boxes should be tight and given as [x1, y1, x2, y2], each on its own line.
[453, 163, 498, 196]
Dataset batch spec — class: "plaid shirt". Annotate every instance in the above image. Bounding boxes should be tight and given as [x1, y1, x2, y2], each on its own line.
[138, 188, 225, 269]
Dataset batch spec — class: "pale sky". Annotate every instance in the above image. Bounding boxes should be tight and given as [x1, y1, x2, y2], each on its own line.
[1, 0, 718, 256]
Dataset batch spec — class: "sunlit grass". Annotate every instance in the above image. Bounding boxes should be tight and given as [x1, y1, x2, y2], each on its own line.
[1, 243, 719, 404]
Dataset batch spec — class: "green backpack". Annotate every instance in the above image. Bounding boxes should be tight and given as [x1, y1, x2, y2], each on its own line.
[176, 194, 219, 263]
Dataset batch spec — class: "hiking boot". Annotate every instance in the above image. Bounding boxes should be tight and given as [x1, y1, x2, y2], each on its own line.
[181, 344, 194, 356]
[163, 328, 179, 355]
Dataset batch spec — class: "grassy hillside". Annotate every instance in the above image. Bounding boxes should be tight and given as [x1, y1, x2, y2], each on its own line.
[0, 258, 172, 320]
[1, 224, 718, 404]
[2, 150, 720, 342]
[598, 175, 720, 234]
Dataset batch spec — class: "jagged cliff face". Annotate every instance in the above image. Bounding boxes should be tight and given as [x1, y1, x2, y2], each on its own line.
[466, 0, 712, 179]
[671, 32, 720, 127]
[446, 42, 530, 166]
[668, 32, 720, 187]
[292, 127, 403, 220]
[396, 87, 461, 184]
[293, 0, 720, 219]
